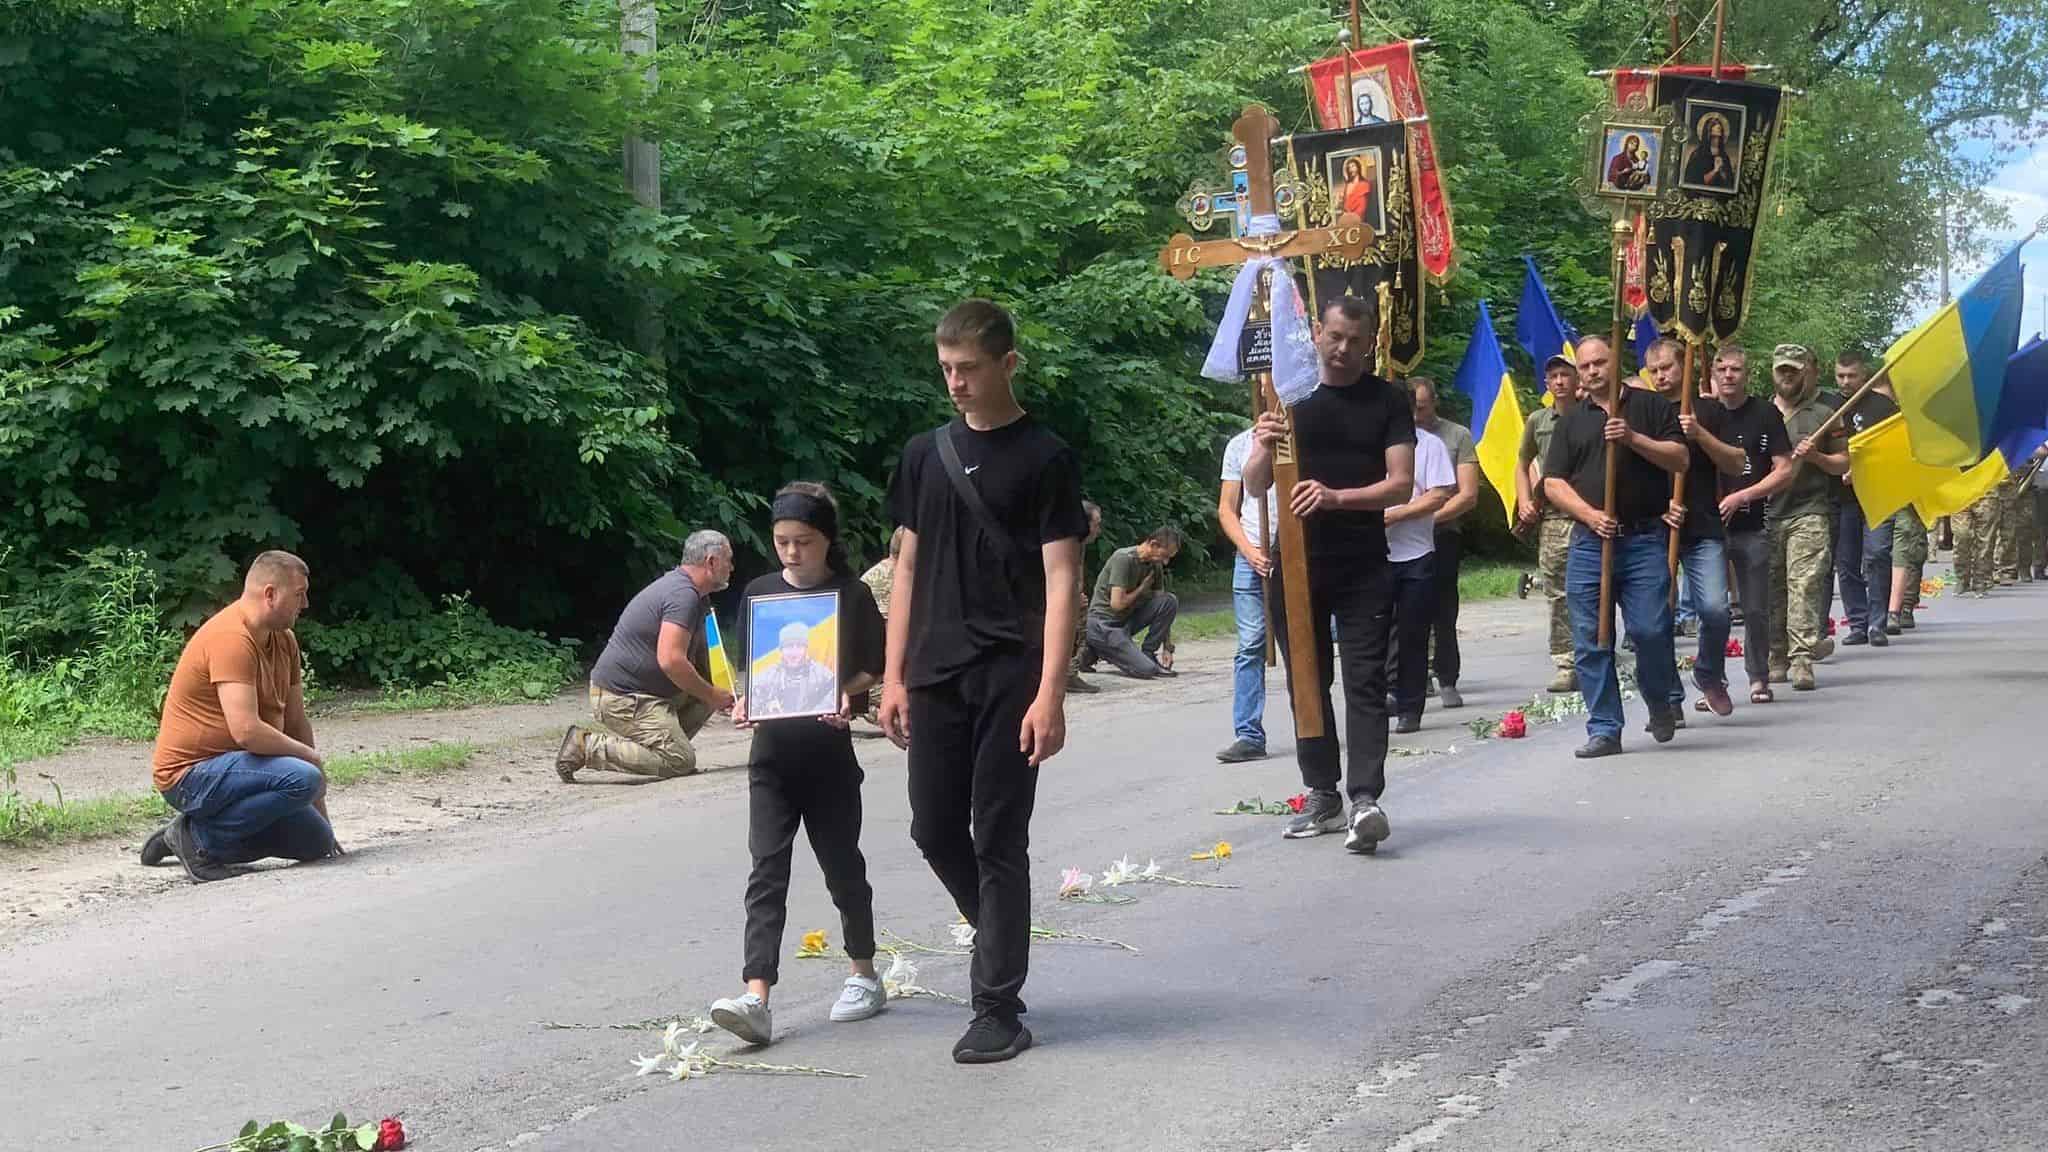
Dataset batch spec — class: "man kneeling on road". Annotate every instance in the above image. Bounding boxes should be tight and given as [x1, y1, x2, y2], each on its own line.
[1080, 526, 1182, 679]
[145, 551, 338, 884]
[557, 530, 736, 780]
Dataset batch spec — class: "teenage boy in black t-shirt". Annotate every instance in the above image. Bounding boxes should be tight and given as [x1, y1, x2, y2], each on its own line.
[1703, 345, 1794, 702]
[1541, 335, 1689, 758]
[881, 299, 1087, 1066]
[1645, 338, 1745, 718]
[1243, 295, 1416, 854]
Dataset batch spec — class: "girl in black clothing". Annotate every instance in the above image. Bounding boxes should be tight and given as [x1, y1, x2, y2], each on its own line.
[709, 482, 888, 1046]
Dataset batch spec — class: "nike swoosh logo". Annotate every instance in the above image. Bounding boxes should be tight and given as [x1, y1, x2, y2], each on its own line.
[964, 465, 980, 475]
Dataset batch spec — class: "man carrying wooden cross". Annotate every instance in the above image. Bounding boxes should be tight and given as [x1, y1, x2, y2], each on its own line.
[1243, 294, 1415, 853]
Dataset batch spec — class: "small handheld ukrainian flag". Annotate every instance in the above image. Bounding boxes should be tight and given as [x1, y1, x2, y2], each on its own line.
[1453, 299, 1526, 525]
[703, 611, 736, 693]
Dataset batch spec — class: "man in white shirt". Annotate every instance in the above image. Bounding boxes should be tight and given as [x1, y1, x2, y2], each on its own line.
[1384, 420, 1459, 733]
[1217, 426, 1281, 762]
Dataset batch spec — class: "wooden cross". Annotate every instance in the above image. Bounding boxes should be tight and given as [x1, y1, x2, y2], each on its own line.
[1156, 104, 1372, 740]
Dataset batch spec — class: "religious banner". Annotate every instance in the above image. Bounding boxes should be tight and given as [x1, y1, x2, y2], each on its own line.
[1282, 119, 1426, 373]
[1606, 73, 1782, 343]
[1302, 40, 1456, 283]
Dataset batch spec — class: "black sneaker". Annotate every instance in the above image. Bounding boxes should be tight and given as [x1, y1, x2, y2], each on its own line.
[1574, 735, 1623, 759]
[1393, 714, 1421, 734]
[1516, 572, 1534, 599]
[1885, 612, 1904, 636]
[162, 815, 234, 884]
[1869, 630, 1888, 647]
[1214, 739, 1267, 764]
[1842, 631, 1869, 646]
[1065, 672, 1101, 694]
[953, 1014, 1032, 1065]
[140, 823, 175, 867]
[1282, 789, 1346, 839]
[1345, 802, 1391, 855]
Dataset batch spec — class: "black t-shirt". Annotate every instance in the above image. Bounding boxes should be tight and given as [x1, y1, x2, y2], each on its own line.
[1544, 387, 1683, 528]
[887, 415, 1088, 688]
[1717, 396, 1790, 534]
[1290, 374, 1417, 565]
[738, 570, 885, 761]
[1841, 390, 1899, 489]
[1679, 400, 1733, 541]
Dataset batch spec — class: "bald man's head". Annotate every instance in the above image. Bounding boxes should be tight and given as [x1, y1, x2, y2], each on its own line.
[1575, 336, 1616, 397]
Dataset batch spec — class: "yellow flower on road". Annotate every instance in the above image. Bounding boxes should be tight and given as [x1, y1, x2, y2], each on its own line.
[1190, 840, 1233, 862]
[797, 929, 830, 958]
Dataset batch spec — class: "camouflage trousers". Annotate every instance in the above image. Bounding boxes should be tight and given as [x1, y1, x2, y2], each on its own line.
[2012, 483, 2039, 580]
[1952, 497, 1998, 592]
[1768, 512, 1832, 668]
[1892, 509, 1926, 612]
[1992, 480, 2022, 581]
[1538, 516, 1574, 670]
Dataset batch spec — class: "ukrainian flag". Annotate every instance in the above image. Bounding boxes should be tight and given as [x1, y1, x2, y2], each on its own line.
[703, 611, 736, 693]
[1515, 256, 1577, 407]
[1454, 299, 1526, 524]
[1849, 334, 2048, 525]
[1887, 242, 2026, 467]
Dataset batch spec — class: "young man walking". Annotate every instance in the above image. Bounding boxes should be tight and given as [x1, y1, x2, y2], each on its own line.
[1516, 354, 1582, 693]
[1769, 346, 1849, 690]
[879, 299, 1086, 1065]
[1645, 338, 1744, 718]
[1702, 345, 1794, 705]
[1831, 350, 1898, 647]
[1242, 296, 1416, 853]
[1217, 425, 1277, 762]
[1542, 335, 1690, 758]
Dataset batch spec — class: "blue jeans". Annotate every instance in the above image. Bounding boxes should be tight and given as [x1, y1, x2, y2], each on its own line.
[1675, 565, 1698, 629]
[1834, 497, 1894, 637]
[162, 751, 332, 865]
[1567, 527, 1681, 741]
[1230, 554, 1268, 748]
[1669, 536, 1731, 707]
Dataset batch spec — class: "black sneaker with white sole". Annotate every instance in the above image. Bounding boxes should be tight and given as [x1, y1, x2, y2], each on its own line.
[953, 1014, 1032, 1064]
[1282, 789, 1346, 839]
[1345, 802, 1391, 855]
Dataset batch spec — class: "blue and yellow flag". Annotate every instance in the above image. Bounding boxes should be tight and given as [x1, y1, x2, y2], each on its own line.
[1454, 299, 1525, 525]
[1515, 256, 1577, 408]
[1887, 242, 2026, 467]
[702, 611, 735, 693]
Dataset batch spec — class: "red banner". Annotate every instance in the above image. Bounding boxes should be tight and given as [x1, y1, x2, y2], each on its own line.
[1304, 41, 1456, 283]
[1609, 64, 1748, 116]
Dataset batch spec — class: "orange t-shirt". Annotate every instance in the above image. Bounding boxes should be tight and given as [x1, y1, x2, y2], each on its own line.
[150, 605, 303, 792]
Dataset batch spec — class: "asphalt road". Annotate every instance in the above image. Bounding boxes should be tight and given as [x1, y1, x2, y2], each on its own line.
[6, 575, 2044, 1152]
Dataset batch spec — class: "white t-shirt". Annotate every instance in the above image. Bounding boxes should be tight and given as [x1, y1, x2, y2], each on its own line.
[1221, 428, 1281, 542]
[1386, 428, 1457, 563]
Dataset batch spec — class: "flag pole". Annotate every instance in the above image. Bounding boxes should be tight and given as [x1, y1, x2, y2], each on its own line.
[1667, 341, 1695, 607]
[1600, 217, 1630, 649]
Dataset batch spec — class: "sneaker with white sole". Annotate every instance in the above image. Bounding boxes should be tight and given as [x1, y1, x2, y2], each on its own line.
[829, 975, 886, 1023]
[710, 992, 772, 1045]
[1282, 789, 1346, 839]
[1345, 802, 1391, 854]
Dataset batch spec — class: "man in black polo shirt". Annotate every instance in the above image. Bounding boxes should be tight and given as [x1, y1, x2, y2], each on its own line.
[880, 299, 1087, 1065]
[1243, 295, 1416, 854]
[1702, 344, 1794, 702]
[1645, 338, 1745, 718]
[1831, 349, 1899, 647]
[1542, 335, 1689, 758]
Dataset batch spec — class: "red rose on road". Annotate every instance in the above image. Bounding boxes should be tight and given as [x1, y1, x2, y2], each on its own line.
[1285, 793, 1307, 813]
[1498, 711, 1528, 739]
[1725, 638, 1743, 657]
[375, 1118, 406, 1151]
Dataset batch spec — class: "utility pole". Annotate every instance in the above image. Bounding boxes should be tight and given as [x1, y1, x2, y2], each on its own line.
[621, 0, 665, 367]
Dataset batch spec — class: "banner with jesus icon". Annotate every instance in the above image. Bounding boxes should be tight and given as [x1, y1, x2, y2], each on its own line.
[1610, 74, 1784, 343]
[1283, 119, 1427, 373]
[1302, 40, 1457, 283]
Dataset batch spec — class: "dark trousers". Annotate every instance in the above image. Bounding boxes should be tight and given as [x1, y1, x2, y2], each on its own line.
[742, 742, 875, 986]
[1726, 528, 1773, 686]
[1426, 529, 1464, 686]
[907, 648, 1042, 1020]
[1386, 553, 1438, 718]
[1834, 496, 1893, 637]
[1270, 557, 1394, 805]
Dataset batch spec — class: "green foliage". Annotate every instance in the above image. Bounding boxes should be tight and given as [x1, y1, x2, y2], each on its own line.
[297, 593, 577, 701]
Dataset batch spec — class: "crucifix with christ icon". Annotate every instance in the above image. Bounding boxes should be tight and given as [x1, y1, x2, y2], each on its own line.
[1157, 104, 1372, 740]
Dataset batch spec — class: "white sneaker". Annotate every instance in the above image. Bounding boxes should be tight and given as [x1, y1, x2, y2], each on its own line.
[1345, 803, 1391, 855]
[710, 992, 772, 1045]
[829, 975, 887, 1023]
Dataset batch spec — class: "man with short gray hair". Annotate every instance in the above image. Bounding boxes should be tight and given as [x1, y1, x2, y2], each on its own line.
[557, 530, 735, 780]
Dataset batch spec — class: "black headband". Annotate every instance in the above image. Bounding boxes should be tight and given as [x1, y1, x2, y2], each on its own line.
[770, 491, 839, 541]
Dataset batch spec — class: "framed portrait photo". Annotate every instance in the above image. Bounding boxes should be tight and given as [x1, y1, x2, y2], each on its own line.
[1596, 123, 1664, 201]
[744, 589, 842, 721]
[1325, 144, 1387, 235]
[1678, 98, 1746, 196]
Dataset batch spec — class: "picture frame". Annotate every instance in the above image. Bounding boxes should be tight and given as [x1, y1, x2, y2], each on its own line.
[1677, 98, 1746, 196]
[1324, 144, 1387, 236]
[743, 589, 842, 721]
[1596, 122, 1664, 201]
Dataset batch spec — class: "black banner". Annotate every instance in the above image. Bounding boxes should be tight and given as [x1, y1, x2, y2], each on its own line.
[1284, 121, 1426, 374]
[1641, 76, 1783, 342]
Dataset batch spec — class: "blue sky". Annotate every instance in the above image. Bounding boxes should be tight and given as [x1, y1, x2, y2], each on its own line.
[1906, 128, 2048, 338]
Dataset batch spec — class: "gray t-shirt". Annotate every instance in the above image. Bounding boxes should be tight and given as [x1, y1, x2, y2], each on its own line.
[589, 569, 710, 698]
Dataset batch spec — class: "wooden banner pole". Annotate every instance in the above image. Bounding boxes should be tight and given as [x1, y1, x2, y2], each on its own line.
[1599, 218, 1630, 649]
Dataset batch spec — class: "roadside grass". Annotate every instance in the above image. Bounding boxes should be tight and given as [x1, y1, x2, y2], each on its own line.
[1173, 561, 1528, 644]
[0, 741, 478, 851]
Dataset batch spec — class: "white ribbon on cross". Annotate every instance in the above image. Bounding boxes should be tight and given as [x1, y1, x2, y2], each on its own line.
[1198, 214, 1320, 406]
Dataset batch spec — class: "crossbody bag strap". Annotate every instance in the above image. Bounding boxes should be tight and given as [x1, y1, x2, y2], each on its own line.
[935, 423, 1016, 562]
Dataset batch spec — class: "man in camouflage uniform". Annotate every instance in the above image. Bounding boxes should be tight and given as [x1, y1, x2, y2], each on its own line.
[1952, 493, 1997, 597]
[1886, 509, 1927, 632]
[1515, 353, 1582, 693]
[2001, 470, 2037, 583]
[1991, 472, 2025, 585]
[1768, 346, 1846, 692]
